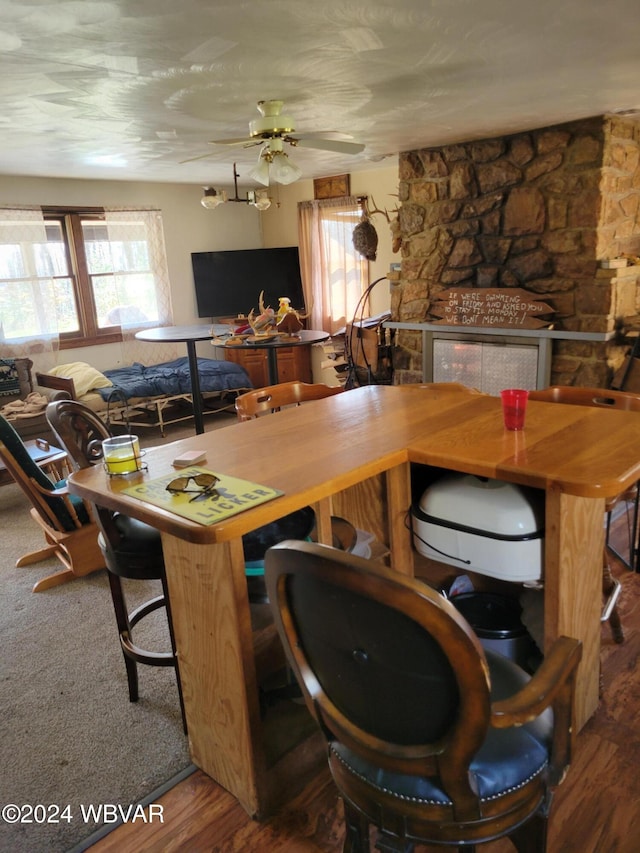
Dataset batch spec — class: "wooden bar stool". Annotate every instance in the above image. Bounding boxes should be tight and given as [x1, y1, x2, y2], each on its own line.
[45, 400, 187, 731]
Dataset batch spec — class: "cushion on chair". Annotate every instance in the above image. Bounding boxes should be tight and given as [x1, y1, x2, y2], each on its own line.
[113, 514, 164, 555]
[98, 513, 164, 580]
[329, 651, 553, 806]
[0, 358, 23, 398]
[51, 478, 92, 527]
[0, 357, 35, 404]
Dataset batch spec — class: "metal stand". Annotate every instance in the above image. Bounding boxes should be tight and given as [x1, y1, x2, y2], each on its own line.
[605, 489, 640, 572]
[343, 277, 393, 390]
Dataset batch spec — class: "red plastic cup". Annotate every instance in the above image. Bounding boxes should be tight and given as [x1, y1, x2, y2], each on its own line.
[500, 389, 529, 430]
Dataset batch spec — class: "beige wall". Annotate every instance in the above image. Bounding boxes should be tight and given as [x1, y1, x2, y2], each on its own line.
[260, 163, 400, 317]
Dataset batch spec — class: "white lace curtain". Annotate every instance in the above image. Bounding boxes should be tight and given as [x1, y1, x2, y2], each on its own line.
[297, 196, 369, 335]
[0, 206, 175, 368]
[103, 209, 175, 364]
[0, 207, 59, 370]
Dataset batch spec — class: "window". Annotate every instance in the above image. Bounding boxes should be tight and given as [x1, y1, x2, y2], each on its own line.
[0, 207, 172, 350]
[297, 197, 369, 334]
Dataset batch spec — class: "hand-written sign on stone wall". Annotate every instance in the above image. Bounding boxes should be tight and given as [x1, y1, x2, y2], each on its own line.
[429, 288, 554, 329]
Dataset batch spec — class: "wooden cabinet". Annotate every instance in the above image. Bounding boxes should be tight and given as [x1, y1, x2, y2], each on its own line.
[225, 344, 312, 387]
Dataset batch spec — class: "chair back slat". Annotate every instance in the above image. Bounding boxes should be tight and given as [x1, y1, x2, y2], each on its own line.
[45, 399, 110, 470]
[529, 385, 640, 412]
[45, 400, 130, 551]
[235, 381, 342, 421]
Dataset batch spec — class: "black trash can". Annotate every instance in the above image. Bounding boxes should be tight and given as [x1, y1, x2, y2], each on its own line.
[451, 592, 535, 670]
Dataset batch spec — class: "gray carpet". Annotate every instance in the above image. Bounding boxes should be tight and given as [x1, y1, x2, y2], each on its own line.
[0, 419, 238, 852]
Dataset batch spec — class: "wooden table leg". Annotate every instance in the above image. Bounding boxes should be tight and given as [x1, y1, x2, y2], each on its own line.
[160, 533, 264, 816]
[386, 462, 414, 576]
[160, 527, 327, 819]
[312, 497, 334, 545]
[544, 485, 604, 731]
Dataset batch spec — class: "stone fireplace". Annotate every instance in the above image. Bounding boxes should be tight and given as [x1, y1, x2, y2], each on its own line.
[391, 115, 640, 387]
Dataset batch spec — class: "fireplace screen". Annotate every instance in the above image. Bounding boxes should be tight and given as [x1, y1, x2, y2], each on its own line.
[433, 339, 539, 396]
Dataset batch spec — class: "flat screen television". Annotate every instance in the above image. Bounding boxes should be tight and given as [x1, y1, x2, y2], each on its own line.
[191, 246, 305, 320]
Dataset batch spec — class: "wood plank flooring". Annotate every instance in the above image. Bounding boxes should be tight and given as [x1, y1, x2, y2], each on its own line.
[88, 526, 640, 853]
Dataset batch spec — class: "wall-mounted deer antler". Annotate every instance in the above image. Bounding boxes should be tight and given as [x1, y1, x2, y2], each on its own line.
[367, 196, 402, 254]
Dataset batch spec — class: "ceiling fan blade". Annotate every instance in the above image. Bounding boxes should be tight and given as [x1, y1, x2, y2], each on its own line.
[180, 151, 219, 164]
[208, 137, 261, 147]
[295, 131, 358, 140]
[293, 137, 365, 155]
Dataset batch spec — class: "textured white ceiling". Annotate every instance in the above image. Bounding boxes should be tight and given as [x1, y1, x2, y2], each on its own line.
[1, 0, 639, 188]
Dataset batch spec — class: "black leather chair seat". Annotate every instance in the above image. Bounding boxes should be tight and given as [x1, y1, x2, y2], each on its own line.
[98, 513, 164, 580]
[330, 652, 553, 805]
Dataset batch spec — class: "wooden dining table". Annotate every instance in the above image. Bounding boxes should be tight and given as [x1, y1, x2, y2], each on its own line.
[66, 383, 640, 818]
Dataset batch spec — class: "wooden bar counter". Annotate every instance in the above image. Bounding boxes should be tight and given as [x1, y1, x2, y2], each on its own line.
[67, 384, 640, 818]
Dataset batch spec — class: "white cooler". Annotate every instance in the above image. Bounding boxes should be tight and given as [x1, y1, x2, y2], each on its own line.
[411, 473, 545, 583]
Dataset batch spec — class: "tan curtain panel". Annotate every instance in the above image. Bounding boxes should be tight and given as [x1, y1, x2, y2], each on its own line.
[297, 196, 369, 334]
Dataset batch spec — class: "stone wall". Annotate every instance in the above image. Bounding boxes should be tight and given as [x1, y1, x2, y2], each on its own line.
[392, 115, 640, 387]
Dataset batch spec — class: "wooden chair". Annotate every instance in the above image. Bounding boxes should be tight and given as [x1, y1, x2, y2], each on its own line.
[45, 399, 186, 730]
[529, 385, 640, 644]
[235, 380, 343, 421]
[0, 413, 104, 592]
[265, 541, 582, 853]
[235, 379, 351, 603]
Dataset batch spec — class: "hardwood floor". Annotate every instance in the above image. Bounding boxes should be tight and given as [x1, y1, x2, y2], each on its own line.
[88, 523, 640, 853]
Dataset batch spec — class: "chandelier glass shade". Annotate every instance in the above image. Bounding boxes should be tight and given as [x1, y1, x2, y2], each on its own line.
[200, 164, 271, 210]
[200, 187, 227, 209]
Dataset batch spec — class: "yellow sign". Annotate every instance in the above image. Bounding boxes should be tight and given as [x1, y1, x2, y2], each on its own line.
[122, 467, 283, 525]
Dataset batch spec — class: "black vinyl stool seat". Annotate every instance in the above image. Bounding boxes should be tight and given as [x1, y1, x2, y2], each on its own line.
[99, 513, 181, 714]
[265, 541, 582, 853]
[45, 400, 186, 732]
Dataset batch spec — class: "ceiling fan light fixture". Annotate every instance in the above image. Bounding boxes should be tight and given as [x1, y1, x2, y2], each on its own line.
[270, 151, 302, 185]
[248, 155, 271, 186]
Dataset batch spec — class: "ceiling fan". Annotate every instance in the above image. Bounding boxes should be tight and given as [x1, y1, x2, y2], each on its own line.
[183, 99, 365, 185]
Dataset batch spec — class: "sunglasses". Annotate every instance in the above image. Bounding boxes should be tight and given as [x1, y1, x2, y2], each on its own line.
[166, 473, 220, 502]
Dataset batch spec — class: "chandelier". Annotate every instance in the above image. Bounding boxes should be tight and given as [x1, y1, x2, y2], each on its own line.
[200, 164, 272, 210]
